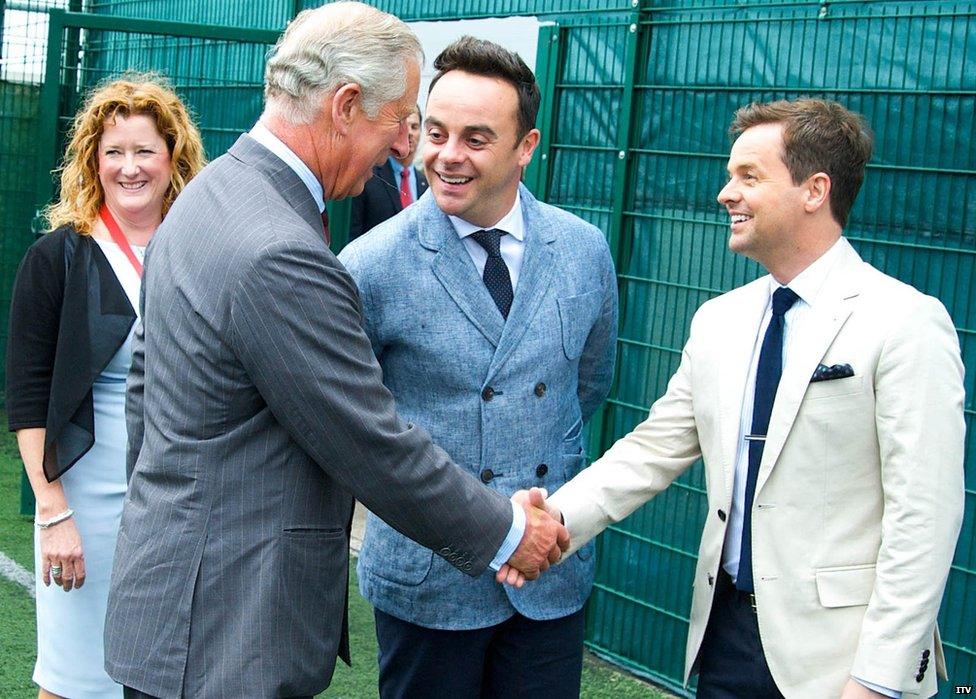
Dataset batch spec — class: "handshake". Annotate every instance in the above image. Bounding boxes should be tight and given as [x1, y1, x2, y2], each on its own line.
[497, 487, 567, 588]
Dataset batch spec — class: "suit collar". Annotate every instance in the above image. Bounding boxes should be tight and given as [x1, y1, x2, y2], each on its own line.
[755, 240, 865, 492]
[487, 193, 555, 377]
[418, 184, 555, 251]
[228, 134, 323, 235]
[717, 239, 865, 497]
[374, 160, 400, 209]
[780, 236, 852, 309]
[422, 185, 556, 358]
[448, 190, 525, 242]
[247, 123, 324, 213]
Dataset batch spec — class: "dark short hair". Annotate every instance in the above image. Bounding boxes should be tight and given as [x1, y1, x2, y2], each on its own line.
[429, 36, 540, 143]
[730, 99, 874, 227]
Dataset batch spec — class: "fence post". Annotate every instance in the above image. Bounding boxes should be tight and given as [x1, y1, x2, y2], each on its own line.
[587, 6, 643, 462]
[524, 22, 560, 199]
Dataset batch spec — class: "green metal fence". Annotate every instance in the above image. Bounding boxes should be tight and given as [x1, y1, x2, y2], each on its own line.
[548, 3, 976, 694]
[0, 0, 72, 392]
[4, 1, 974, 695]
[33, 9, 280, 214]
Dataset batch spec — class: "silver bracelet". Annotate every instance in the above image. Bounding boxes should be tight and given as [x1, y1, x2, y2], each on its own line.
[35, 508, 74, 529]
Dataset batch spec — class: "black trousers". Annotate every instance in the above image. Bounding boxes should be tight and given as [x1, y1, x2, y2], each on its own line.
[695, 569, 785, 699]
[374, 607, 586, 698]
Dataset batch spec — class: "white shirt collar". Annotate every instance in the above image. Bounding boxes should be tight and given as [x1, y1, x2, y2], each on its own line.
[769, 237, 850, 307]
[248, 122, 325, 214]
[448, 191, 525, 242]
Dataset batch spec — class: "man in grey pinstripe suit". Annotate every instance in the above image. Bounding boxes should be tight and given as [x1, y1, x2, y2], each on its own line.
[103, 5, 567, 698]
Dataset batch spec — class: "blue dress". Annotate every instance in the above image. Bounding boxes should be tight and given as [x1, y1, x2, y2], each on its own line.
[33, 239, 141, 698]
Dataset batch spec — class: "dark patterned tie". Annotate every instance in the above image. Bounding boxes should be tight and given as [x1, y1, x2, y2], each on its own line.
[321, 207, 331, 246]
[470, 228, 514, 319]
[737, 286, 800, 593]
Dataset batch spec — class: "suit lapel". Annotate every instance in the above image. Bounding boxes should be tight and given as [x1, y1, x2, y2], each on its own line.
[717, 279, 769, 499]
[756, 246, 864, 493]
[378, 161, 401, 213]
[420, 199, 505, 347]
[487, 188, 555, 379]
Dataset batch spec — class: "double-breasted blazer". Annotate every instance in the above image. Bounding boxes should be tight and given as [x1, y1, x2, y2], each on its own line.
[103, 135, 513, 698]
[550, 241, 965, 698]
[339, 184, 618, 629]
[348, 160, 429, 240]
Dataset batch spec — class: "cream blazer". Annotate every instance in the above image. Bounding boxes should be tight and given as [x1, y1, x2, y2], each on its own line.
[550, 242, 965, 698]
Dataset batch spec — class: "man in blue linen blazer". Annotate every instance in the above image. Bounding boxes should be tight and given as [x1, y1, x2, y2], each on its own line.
[339, 37, 618, 698]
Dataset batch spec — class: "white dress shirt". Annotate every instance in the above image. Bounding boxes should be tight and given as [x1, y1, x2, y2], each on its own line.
[449, 192, 526, 289]
[246, 124, 526, 572]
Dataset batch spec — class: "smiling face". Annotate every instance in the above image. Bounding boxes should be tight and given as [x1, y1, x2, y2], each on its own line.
[717, 122, 809, 270]
[97, 112, 173, 224]
[423, 70, 539, 227]
[329, 60, 420, 199]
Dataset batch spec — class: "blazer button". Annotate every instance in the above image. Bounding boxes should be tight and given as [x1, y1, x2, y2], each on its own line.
[534, 382, 546, 397]
[916, 673, 924, 683]
[536, 464, 548, 477]
[482, 386, 495, 401]
[439, 547, 451, 556]
[717, 509, 727, 522]
[480, 469, 495, 484]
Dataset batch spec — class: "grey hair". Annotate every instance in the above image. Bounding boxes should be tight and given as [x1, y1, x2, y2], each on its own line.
[264, 2, 423, 124]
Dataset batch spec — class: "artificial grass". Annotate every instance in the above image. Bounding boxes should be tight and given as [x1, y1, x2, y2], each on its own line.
[0, 430, 33, 571]
[0, 421, 667, 698]
[0, 576, 36, 698]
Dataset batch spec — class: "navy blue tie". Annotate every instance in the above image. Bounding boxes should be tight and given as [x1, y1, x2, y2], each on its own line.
[737, 286, 800, 593]
[471, 229, 514, 319]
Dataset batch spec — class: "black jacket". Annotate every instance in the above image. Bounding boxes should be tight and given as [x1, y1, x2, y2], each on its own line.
[6, 226, 136, 481]
[348, 160, 429, 241]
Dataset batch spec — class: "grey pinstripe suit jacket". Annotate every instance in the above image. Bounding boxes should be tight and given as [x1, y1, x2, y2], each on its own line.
[104, 135, 512, 698]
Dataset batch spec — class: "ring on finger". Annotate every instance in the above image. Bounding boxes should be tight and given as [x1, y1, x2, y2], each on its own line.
[50, 564, 63, 577]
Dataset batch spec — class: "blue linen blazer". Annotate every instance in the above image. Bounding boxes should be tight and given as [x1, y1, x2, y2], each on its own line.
[339, 183, 618, 629]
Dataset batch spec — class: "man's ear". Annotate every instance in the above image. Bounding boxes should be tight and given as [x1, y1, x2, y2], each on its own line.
[517, 128, 542, 168]
[330, 83, 362, 137]
[804, 171, 831, 213]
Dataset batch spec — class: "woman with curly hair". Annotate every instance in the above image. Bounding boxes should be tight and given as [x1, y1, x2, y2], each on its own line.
[6, 74, 205, 699]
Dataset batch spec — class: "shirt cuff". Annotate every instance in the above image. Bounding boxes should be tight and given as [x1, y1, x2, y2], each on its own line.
[489, 500, 526, 571]
[853, 676, 901, 698]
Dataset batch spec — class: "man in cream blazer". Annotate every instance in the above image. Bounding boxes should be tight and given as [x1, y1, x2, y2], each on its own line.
[537, 100, 965, 698]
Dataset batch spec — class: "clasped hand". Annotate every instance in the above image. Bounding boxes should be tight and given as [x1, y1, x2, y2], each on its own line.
[497, 487, 567, 588]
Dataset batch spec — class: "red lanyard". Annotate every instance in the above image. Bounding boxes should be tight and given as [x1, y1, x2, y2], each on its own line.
[99, 204, 144, 277]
